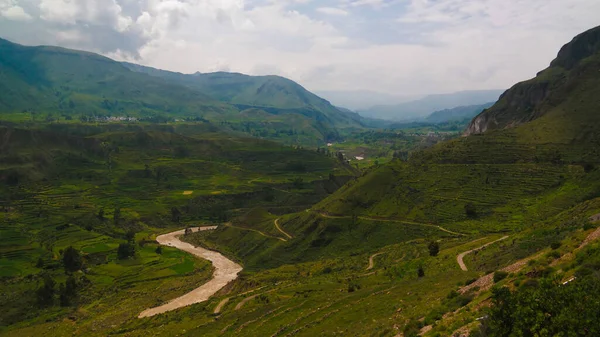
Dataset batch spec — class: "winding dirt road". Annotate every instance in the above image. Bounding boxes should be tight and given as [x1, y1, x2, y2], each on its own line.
[366, 253, 383, 270]
[274, 218, 293, 240]
[138, 227, 243, 318]
[457, 236, 509, 271]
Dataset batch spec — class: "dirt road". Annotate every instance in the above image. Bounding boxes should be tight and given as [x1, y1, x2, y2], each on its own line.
[317, 212, 465, 236]
[274, 218, 293, 239]
[366, 253, 383, 270]
[457, 236, 509, 271]
[138, 227, 243, 318]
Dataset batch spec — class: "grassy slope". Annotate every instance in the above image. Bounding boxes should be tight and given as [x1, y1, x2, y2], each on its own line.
[0, 38, 231, 119]
[3, 28, 600, 337]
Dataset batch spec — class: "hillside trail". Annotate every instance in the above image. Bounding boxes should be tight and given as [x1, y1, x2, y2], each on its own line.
[367, 253, 384, 270]
[317, 212, 465, 236]
[274, 218, 293, 239]
[138, 227, 243, 318]
[457, 236, 509, 271]
[226, 223, 287, 242]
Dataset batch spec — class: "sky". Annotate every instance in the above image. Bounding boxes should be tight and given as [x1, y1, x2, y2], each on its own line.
[0, 0, 599, 96]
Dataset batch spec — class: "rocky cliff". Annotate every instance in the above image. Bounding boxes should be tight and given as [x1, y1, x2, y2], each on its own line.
[465, 25, 600, 136]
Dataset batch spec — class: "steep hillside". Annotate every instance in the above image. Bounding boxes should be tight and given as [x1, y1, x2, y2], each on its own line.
[465, 25, 600, 135]
[360, 90, 503, 121]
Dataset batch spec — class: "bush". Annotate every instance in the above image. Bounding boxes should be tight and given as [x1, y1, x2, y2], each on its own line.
[428, 241, 440, 257]
[117, 242, 136, 259]
[493, 271, 509, 283]
[465, 278, 478, 286]
[63, 246, 83, 272]
[550, 242, 562, 250]
[417, 266, 425, 278]
[547, 250, 561, 259]
[465, 203, 477, 218]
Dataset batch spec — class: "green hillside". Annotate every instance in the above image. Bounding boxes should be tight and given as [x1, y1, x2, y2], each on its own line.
[0, 38, 361, 145]
[0, 38, 230, 119]
[123, 64, 364, 141]
[3, 26, 600, 337]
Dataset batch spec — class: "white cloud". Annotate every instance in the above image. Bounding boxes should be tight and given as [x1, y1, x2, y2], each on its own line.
[316, 7, 349, 16]
[0, 0, 31, 21]
[39, 0, 132, 32]
[1, 0, 600, 96]
[1, 5, 31, 20]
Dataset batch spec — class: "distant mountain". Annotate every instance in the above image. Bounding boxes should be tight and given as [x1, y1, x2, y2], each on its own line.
[123, 64, 362, 129]
[425, 102, 495, 124]
[0, 38, 229, 118]
[314, 90, 418, 111]
[360, 90, 504, 121]
[465, 25, 600, 136]
[0, 37, 360, 143]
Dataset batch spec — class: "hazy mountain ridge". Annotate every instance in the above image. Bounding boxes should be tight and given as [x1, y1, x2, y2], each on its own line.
[425, 102, 495, 124]
[360, 90, 504, 121]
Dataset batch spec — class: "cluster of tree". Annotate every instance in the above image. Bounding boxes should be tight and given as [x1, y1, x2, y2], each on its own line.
[117, 230, 136, 259]
[36, 246, 86, 308]
[476, 276, 600, 336]
[37, 274, 82, 307]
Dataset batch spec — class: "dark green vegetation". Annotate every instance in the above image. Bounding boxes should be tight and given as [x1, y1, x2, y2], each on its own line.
[3, 25, 600, 337]
[0, 38, 361, 146]
[0, 121, 354, 334]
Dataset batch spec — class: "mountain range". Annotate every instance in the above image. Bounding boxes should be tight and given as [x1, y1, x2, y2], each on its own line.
[359, 89, 504, 121]
[0, 38, 361, 143]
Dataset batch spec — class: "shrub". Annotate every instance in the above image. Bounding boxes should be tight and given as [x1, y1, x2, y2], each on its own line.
[417, 266, 425, 278]
[117, 242, 135, 259]
[550, 242, 562, 250]
[493, 271, 509, 283]
[465, 278, 478, 286]
[465, 203, 477, 218]
[428, 241, 440, 257]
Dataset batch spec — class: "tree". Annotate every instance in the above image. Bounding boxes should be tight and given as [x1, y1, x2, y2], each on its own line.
[36, 257, 44, 268]
[417, 266, 425, 278]
[113, 206, 121, 225]
[465, 203, 477, 218]
[63, 246, 83, 272]
[59, 275, 78, 306]
[36, 274, 56, 307]
[171, 207, 181, 223]
[155, 246, 163, 254]
[428, 241, 440, 257]
[125, 230, 136, 242]
[117, 243, 135, 259]
[291, 177, 304, 189]
[97, 208, 105, 221]
[485, 277, 600, 336]
[184, 227, 193, 236]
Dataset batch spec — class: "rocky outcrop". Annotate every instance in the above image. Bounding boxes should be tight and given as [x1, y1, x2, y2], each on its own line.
[464, 25, 600, 136]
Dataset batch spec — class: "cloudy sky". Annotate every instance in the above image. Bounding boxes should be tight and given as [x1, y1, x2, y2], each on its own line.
[1, 0, 599, 95]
